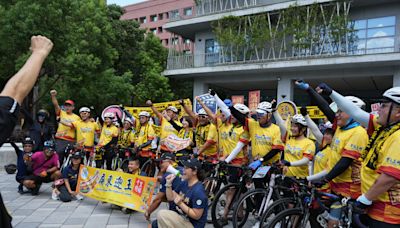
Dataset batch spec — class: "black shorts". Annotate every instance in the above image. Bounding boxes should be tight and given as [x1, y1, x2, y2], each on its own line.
[0, 96, 19, 147]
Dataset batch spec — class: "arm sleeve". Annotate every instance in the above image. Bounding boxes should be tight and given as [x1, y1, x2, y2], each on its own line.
[169, 120, 183, 132]
[229, 106, 246, 126]
[272, 111, 287, 138]
[330, 91, 370, 128]
[214, 94, 231, 118]
[306, 88, 336, 123]
[307, 170, 328, 181]
[225, 141, 246, 163]
[10, 142, 20, 156]
[325, 157, 353, 181]
[305, 115, 323, 144]
[262, 149, 281, 162]
[290, 157, 310, 167]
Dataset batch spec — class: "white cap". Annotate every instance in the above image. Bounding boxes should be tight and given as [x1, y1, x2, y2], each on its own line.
[167, 106, 178, 113]
[139, 111, 150, 117]
[79, 107, 91, 113]
[104, 112, 115, 118]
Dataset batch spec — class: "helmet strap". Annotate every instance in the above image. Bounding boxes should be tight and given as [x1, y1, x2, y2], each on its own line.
[385, 102, 394, 127]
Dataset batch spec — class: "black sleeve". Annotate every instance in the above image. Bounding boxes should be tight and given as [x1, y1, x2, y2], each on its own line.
[105, 137, 118, 148]
[262, 149, 282, 162]
[229, 106, 246, 126]
[139, 140, 152, 149]
[306, 88, 336, 123]
[98, 117, 104, 126]
[10, 142, 21, 156]
[169, 120, 183, 132]
[325, 157, 353, 181]
[116, 115, 123, 128]
[21, 109, 34, 125]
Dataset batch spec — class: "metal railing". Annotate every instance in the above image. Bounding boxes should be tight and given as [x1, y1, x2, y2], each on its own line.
[166, 46, 397, 70]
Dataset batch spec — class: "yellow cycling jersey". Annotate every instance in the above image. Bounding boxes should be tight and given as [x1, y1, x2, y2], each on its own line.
[313, 146, 332, 175]
[135, 124, 156, 151]
[216, 118, 249, 159]
[160, 117, 181, 140]
[55, 110, 80, 141]
[196, 123, 218, 157]
[284, 137, 315, 178]
[118, 129, 136, 148]
[245, 118, 284, 163]
[98, 124, 119, 147]
[72, 120, 100, 147]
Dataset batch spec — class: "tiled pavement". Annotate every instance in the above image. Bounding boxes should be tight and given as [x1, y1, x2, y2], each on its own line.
[0, 171, 220, 228]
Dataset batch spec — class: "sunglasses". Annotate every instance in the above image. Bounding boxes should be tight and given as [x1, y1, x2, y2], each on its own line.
[198, 115, 208, 119]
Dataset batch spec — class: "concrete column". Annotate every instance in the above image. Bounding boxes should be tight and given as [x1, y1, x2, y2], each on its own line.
[193, 79, 208, 98]
[277, 77, 293, 103]
[394, 68, 400, 87]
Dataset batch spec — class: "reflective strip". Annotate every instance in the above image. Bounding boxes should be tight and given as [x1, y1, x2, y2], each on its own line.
[9, 99, 17, 113]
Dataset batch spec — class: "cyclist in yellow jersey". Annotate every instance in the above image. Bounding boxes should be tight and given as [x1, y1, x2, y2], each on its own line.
[181, 100, 218, 160]
[135, 111, 156, 166]
[327, 86, 400, 227]
[118, 117, 136, 148]
[167, 116, 195, 160]
[146, 100, 181, 152]
[97, 112, 119, 170]
[50, 89, 80, 165]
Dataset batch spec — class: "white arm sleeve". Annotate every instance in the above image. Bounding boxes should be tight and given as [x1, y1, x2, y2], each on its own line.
[290, 157, 310, 167]
[214, 94, 231, 118]
[225, 141, 245, 163]
[309, 161, 314, 176]
[330, 91, 370, 128]
[272, 111, 287, 138]
[305, 115, 323, 144]
[306, 170, 328, 181]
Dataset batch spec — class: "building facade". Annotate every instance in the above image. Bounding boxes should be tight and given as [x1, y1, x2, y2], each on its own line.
[122, 0, 194, 50]
[163, 0, 400, 107]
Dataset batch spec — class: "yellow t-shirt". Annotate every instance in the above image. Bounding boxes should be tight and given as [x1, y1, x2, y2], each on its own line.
[135, 124, 156, 151]
[217, 118, 249, 159]
[314, 146, 332, 175]
[196, 123, 218, 157]
[245, 118, 284, 163]
[160, 117, 181, 140]
[361, 121, 400, 224]
[284, 137, 315, 178]
[55, 110, 80, 141]
[98, 124, 119, 147]
[72, 120, 100, 147]
[118, 129, 136, 148]
[328, 125, 368, 198]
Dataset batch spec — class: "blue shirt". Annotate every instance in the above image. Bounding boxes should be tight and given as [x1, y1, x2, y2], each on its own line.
[172, 181, 208, 228]
[62, 165, 79, 190]
[160, 171, 182, 210]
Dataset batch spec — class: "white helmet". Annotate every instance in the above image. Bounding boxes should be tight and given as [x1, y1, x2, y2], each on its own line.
[104, 112, 115, 119]
[256, 101, 272, 114]
[166, 106, 178, 113]
[79, 107, 91, 113]
[234, 103, 250, 115]
[346, 96, 366, 110]
[291, 114, 307, 127]
[138, 111, 150, 117]
[383, 87, 400, 104]
[197, 108, 207, 115]
[124, 117, 134, 125]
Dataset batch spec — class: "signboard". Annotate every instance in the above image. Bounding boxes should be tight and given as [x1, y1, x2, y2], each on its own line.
[77, 165, 157, 213]
[231, 95, 244, 105]
[194, 93, 217, 114]
[248, 90, 260, 111]
[124, 99, 192, 120]
[277, 101, 298, 120]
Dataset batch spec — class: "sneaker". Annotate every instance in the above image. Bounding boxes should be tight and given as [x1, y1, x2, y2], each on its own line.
[75, 194, 84, 201]
[18, 184, 24, 194]
[121, 207, 131, 214]
[51, 189, 59, 201]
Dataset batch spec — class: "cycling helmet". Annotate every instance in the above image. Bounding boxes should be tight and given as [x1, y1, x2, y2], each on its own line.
[234, 103, 250, 115]
[79, 107, 91, 113]
[72, 151, 84, 159]
[37, 109, 49, 118]
[4, 164, 17, 174]
[291, 114, 307, 127]
[22, 137, 34, 145]
[166, 106, 178, 113]
[383, 87, 400, 105]
[104, 112, 115, 119]
[197, 108, 207, 115]
[256, 101, 273, 114]
[224, 99, 232, 107]
[124, 117, 134, 125]
[138, 111, 150, 117]
[43, 140, 55, 150]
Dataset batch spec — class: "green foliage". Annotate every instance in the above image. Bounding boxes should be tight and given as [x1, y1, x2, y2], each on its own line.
[0, 1, 174, 112]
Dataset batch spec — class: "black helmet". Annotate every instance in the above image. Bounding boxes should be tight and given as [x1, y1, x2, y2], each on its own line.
[4, 164, 17, 174]
[43, 140, 55, 150]
[36, 109, 49, 119]
[22, 137, 34, 145]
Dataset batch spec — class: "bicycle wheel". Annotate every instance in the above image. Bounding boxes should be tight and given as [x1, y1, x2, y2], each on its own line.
[266, 208, 304, 228]
[121, 159, 129, 172]
[142, 160, 156, 177]
[211, 183, 240, 228]
[203, 177, 223, 206]
[232, 188, 271, 228]
[111, 157, 118, 171]
[259, 197, 297, 228]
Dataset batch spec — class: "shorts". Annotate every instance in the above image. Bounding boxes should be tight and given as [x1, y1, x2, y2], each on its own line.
[0, 96, 19, 147]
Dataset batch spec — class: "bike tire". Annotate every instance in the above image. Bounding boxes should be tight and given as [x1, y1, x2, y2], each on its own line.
[211, 183, 240, 228]
[121, 159, 129, 173]
[266, 208, 304, 228]
[203, 177, 223, 206]
[142, 160, 156, 177]
[259, 197, 297, 228]
[232, 188, 270, 228]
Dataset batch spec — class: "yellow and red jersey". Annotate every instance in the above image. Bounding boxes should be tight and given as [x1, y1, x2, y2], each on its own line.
[284, 137, 315, 178]
[55, 110, 80, 141]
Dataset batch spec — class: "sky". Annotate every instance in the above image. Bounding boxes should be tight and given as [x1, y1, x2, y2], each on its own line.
[107, 0, 147, 7]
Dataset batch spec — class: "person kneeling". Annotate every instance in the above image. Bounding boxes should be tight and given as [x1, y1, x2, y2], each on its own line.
[119, 157, 145, 213]
[53, 151, 84, 202]
[156, 158, 208, 228]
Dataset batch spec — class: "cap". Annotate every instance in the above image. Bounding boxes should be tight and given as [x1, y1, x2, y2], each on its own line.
[72, 152, 83, 159]
[79, 107, 91, 113]
[155, 153, 176, 162]
[181, 158, 202, 170]
[64, 100, 75, 106]
[166, 106, 178, 113]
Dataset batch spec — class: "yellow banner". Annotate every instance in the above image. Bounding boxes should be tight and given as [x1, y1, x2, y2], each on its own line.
[124, 99, 192, 120]
[298, 106, 326, 119]
[77, 165, 157, 213]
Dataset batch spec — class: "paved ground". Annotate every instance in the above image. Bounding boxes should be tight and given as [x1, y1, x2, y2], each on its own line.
[1, 170, 221, 228]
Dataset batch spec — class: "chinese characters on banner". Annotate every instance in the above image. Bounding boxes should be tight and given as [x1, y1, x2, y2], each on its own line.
[77, 165, 157, 213]
[370, 103, 380, 115]
[194, 93, 217, 114]
[231, 95, 245, 105]
[248, 90, 260, 111]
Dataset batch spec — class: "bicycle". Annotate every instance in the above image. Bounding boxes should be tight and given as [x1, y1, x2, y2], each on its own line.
[140, 150, 158, 177]
[111, 146, 135, 171]
[61, 144, 77, 171]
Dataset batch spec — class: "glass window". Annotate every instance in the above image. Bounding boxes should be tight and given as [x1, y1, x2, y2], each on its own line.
[367, 37, 395, 49]
[354, 20, 366, 30]
[367, 27, 395, 38]
[150, 15, 158, 22]
[367, 16, 395, 28]
[140, 17, 147, 24]
[150, 28, 157, 34]
[205, 39, 219, 53]
[184, 7, 193, 16]
[170, 10, 179, 19]
[158, 13, 163, 20]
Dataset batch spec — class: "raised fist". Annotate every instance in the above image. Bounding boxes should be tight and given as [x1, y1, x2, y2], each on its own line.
[50, 89, 57, 96]
[30, 35, 53, 57]
[145, 100, 153, 106]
